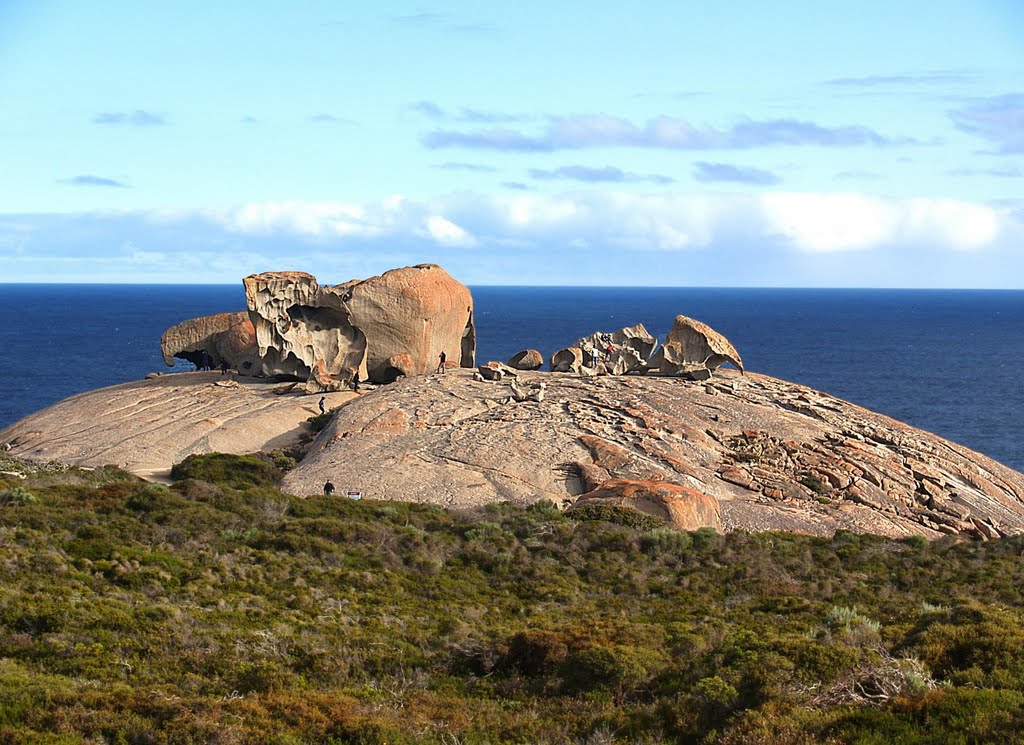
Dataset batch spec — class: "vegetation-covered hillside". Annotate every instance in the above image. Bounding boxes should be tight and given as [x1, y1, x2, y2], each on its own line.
[2, 453, 1024, 743]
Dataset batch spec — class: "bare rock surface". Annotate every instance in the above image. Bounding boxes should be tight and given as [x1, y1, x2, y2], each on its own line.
[282, 369, 1024, 540]
[0, 374, 353, 481]
[5, 366, 1024, 541]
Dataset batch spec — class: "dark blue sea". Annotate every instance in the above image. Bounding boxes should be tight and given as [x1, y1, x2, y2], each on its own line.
[0, 285, 1021, 473]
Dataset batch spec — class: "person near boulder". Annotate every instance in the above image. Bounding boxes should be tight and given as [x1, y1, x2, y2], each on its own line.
[318, 396, 326, 414]
[323, 481, 335, 495]
[437, 351, 447, 374]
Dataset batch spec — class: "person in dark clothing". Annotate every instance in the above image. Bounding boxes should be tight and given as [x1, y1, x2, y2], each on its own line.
[323, 481, 335, 496]
[437, 351, 447, 374]
[318, 396, 326, 414]
[220, 361, 230, 375]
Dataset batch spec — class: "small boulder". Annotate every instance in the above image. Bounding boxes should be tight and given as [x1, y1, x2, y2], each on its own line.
[478, 361, 518, 381]
[508, 379, 547, 403]
[508, 349, 544, 371]
[572, 478, 722, 532]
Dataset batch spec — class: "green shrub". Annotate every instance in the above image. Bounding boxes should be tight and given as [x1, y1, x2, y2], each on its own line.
[561, 645, 664, 699]
[568, 502, 666, 531]
[901, 534, 928, 550]
[640, 528, 692, 556]
[169, 452, 283, 489]
[0, 486, 37, 506]
[505, 630, 569, 676]
[306, 412, 332, 433]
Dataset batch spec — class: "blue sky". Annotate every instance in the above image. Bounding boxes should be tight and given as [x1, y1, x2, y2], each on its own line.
[1, 1, 1022, 286]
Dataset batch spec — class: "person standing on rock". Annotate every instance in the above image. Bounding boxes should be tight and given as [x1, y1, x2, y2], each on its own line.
[437, 351, 447, 374]
[318, 396, 326, 414]
[323, 481, 335, 496]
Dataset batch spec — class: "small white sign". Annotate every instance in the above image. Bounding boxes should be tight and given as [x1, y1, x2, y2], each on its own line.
[347, 490, 362, 500]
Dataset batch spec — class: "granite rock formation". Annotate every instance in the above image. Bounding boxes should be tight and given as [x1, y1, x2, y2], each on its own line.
[244, 264, 475, 388]
[7, 364, 1024, 541]
[0, 374, 352, 481]
[162, 264, 475, 391]
[160, 312, 260, 373]
[279, 369, 1024, 540]
[649, 314, 744, 377]
[477, 361, 519, 381]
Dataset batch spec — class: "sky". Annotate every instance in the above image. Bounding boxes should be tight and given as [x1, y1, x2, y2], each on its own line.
[1, 0, 1022, 286]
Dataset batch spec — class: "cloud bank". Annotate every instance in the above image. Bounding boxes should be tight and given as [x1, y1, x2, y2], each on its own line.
[422, 114, 913, 152]
[2, 191, 1019, 286]
[199, 190, 1007, 254]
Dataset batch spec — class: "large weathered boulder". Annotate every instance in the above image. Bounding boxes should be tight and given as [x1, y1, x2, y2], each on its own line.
[165, 265, 475, 386]
[550, 347, 585, 373]
[160, 311, 260, 373]
[242, 271, 361, 380]
[571, 478, 723, 532]
[165, 263, 476, 387]
[650, 315, 743, 377]
[337, 264, 476, 382]
[508, 349, 544, 371]
[304, 359, 353, 394]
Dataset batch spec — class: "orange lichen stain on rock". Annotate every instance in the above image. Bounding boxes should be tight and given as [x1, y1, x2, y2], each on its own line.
[578, 435, 632, 471]
[575, 478, 723, 531]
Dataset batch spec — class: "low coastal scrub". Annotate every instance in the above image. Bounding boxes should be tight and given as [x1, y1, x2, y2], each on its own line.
[2, 454, 1024, 742]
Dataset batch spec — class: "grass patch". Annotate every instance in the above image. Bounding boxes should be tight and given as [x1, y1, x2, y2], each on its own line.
[0, 453, 1021, 741]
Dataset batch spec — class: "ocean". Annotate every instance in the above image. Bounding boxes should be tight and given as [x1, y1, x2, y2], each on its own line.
[0, 285, 1021, 473]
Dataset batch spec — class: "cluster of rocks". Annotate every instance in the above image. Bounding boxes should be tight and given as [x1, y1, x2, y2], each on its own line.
[161, 264, 476, 393]
[504, 315, 743, 380]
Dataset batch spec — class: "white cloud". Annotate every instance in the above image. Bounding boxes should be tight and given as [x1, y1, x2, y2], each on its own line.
[215, 201, 389, 238]
[760, 193, 902, 251]
[760, 193, 1000, 252]
[194, 191, 1010, 256]
[902, 198, 999, 250]
[423, 215, 476, 246]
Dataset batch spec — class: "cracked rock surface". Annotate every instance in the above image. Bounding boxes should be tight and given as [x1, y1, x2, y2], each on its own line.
[0, 373, 353, 481]
[4, 367, 1023, 540]
[283, 369, 1024, 540]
